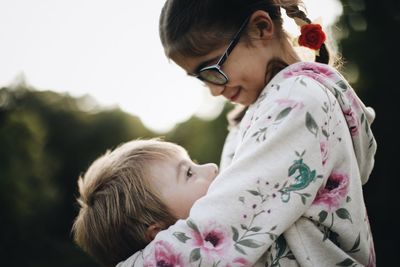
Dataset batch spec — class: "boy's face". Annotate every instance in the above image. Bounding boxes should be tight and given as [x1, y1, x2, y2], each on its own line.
[150, 148, 218, 219]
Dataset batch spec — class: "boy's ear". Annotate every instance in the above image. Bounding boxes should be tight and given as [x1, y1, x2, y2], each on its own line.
[249, 10, 275, 39]
[145, 223, 164, 241]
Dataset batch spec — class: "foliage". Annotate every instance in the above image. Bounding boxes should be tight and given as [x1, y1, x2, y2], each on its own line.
[0, 84, 229, 266]
[336, 1, 399, 265]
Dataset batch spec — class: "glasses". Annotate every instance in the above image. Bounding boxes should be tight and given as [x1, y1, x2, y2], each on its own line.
[190, 16, 250, 86]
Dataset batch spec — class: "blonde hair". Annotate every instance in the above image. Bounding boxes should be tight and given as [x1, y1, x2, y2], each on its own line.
[71, 139, 181, 266]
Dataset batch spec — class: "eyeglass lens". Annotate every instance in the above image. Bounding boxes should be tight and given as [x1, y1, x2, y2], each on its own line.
[199, 68, 227, 85]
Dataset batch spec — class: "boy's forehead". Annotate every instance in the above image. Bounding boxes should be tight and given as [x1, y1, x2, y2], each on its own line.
[169, 144, 189, 158]
[158, 142, 189, 159]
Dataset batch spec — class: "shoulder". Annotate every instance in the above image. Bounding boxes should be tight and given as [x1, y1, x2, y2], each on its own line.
[255, 73, 330, 114]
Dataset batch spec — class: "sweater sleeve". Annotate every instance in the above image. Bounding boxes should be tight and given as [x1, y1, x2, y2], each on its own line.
[117, 76, 331, 267]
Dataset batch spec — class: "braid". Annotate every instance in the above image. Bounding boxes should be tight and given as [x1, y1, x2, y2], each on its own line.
[282, 4, 330, 64]
[283, 5, 311, 24]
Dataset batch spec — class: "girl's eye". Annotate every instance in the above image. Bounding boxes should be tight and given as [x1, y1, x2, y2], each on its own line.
[186, 167, 194, 178]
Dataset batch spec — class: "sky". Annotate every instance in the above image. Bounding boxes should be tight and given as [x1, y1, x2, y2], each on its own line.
[0, 0, 343, 133]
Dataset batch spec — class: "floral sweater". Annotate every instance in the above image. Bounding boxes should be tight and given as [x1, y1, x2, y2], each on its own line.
[117, 62, 377, 267]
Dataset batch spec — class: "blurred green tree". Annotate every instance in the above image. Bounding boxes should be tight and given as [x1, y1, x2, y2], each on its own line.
[336, 0, 400, 265]
[0, 83, 230, 266]
[0, 85, 156, 266]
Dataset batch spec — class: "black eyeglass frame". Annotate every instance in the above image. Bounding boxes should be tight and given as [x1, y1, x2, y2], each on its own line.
[189, 16, 251, 86]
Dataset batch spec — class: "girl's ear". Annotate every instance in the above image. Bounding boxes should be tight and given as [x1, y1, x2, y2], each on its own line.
[248, 10, 275, 40]
[145, 223, 165, 241]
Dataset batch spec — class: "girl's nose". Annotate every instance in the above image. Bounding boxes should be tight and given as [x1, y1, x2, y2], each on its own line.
[208, 84, 225, 96]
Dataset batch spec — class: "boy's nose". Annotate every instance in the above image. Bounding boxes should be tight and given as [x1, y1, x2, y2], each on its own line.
[203, 163, 219, 179]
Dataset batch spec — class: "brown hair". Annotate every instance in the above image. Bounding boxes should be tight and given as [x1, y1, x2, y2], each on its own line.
[71, 139, 181, 266]
[159, 0, 334, 66]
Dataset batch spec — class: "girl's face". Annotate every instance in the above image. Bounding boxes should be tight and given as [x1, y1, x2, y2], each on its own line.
[177, 40, 273, 106]
[174, 11, 285, 106]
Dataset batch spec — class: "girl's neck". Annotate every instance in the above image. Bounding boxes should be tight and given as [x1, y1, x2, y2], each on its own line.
[264, 38, 300, 83]
[280, 38, 301, 65]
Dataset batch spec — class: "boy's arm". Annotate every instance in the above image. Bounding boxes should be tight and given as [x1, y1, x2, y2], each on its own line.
[117, 77, 329, 266]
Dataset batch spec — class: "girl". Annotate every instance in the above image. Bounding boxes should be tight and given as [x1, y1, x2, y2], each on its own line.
[118, 0, 377, 266]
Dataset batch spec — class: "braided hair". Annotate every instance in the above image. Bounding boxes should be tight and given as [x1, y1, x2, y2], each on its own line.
[282, 4, 330, 64]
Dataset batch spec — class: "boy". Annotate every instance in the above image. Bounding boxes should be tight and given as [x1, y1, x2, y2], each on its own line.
[72, 139, 218, 267]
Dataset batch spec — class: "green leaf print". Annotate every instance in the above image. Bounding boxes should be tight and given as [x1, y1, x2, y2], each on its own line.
[322, 102, 329, 113]
[276, 236, 287, 258]
[336, 80, 348, 91]
[235, 244, 247, 255]
[187, 219, 200, 233]
[247, 189, 261, 196]
[299, 77, 308, 87]
[318, 210, 328, 223]
[189, 248, 201, 263]
[322, 128, 330, 138]
[173, 232, 191, 243]
[336, 258, 355, 266]
[368, 138, 374, 149]
[275, 107, 292, 121]
[237, 239, 264, 248]
[336, 208, 353, 223]
[269, 233, 276, 240]
[301, 194, 307, 205]
[234, 188, 278, 255]
[232, 226, 239, 242]
[250, 226, 262, 232]
[251, 127, 268, 142]
[270, 236, 297, 266]
[347, 233, 361, 253]
[306, 112, 319, 137]
[365, 119, 370, 134]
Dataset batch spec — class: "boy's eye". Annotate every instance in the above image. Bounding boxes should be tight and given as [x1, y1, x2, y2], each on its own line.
[186, 167, 194, 178]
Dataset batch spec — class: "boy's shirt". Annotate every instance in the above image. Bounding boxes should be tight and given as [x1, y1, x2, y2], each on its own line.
[117, 62, 376, 267]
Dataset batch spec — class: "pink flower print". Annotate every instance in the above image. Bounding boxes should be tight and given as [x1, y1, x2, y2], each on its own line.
[344, 90, 361, 111]
[144, 241, 183, 267]
[225, 257, 251, 267]
[343, 108, 360, 136]
[367, 242, 376, 267]
[283, 62, 336, 84]
[232, 257, 251, 266]
[275, 99, 305, 110]
[312, 171, 349, 212]
[191, 222, 232, 259]
[320, 140, 329, 165]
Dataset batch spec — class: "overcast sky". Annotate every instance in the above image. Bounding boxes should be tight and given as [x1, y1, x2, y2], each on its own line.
[0, 0, 343, 132]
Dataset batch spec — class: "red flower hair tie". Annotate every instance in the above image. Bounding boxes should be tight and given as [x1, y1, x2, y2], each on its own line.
[298, 23, 326, 51]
